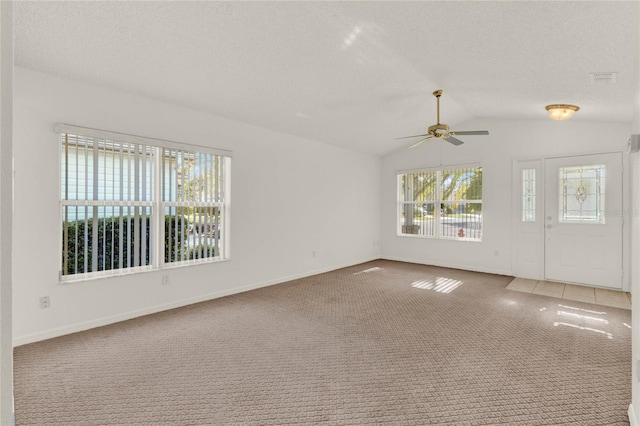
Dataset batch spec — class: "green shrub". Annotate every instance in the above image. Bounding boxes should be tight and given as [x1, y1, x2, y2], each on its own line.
[62, 215, 218, 276]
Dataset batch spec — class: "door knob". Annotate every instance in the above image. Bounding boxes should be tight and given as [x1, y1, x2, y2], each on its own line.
[546, 224, 553, 229]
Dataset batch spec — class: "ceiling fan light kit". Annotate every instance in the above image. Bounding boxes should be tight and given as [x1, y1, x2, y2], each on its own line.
[545, 104, 580, 121]
[397, 90, 489, 148]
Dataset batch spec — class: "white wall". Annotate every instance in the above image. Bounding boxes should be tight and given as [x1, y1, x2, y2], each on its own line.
[381, 118, 631, 278]
[631, 139, 640, 426]
[0, 3, 12, 425]
[629, 5, 640, 424]
[13, 67, 381, 345]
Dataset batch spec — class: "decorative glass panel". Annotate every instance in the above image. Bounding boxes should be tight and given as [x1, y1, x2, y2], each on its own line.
[558, 165, 605, 224]
[522, 168, 536, 222]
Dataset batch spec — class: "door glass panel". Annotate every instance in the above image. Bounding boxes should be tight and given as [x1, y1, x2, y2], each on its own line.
[558, 164, 605, 224]
[522, 168, 536, 222]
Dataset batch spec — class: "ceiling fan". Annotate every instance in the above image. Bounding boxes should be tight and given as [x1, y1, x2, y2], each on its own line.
[397, 90, 489, 148]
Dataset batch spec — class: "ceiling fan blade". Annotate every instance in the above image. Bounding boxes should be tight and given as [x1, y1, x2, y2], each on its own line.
[450, 130, 489, 136]
[444, 136, 464, 146]
[408, 136, 433, 149]
[395, 133, 430, 140]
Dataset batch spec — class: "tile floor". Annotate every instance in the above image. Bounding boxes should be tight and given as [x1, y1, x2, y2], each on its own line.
[506, 277, 631, 310]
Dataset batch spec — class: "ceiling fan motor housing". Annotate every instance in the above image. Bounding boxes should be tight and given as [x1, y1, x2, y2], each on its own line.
[428, 123, 449, 137]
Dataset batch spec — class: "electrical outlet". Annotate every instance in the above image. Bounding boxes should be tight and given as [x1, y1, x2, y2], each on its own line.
[312, 250, 317, 258]
[162, 274, 170, 286]
[40, 296, 50, 309]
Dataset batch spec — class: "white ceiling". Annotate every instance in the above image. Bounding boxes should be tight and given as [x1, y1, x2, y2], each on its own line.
[14, 1, 639, 155]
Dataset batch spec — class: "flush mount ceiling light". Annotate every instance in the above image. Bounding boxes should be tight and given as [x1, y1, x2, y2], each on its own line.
[545, 104, 580, 121]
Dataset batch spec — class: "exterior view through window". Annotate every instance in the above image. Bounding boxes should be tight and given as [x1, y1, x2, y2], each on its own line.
[398, 166, 482, 241]
[60, 130, 229, 281]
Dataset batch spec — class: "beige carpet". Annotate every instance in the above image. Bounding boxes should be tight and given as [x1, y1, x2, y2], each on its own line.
[14, 260, 631, 425]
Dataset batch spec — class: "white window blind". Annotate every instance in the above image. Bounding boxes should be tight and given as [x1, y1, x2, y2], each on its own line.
[398, 166, 483, 241]
[162, 148, 225, 265]
[59, 124, 231, 281]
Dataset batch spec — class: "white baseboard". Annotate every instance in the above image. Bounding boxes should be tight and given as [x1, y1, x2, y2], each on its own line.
[381, 255, 513, 277]
[630, 404, 638, 426]
[14, 256, 379, 346]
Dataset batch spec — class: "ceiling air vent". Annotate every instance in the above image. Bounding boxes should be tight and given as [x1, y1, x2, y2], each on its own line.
[589, 72, 617, 84]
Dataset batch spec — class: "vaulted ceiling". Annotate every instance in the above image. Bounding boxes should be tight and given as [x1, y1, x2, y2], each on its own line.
[14, 1, 639, 155]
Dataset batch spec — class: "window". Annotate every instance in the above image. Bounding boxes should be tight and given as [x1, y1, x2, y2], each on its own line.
[162, 148, 225, 264]
[521, 168, 536, 222]
[59, 125, 230, 281]
[398, 166, 482, 241]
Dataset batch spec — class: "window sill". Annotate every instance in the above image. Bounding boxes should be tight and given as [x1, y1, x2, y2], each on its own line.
[59, 257, 230, 284]
[396, 233, 482, 243]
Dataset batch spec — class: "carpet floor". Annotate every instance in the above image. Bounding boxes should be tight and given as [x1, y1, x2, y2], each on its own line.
[14, 260, 631, 425]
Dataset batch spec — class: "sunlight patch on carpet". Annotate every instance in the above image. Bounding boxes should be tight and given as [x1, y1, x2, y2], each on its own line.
[556, 310, 609, 324]
[558, 304, 607, 315]
[553, 321, 613, 339]
[352, 267, 383, 275]
[411, 277, 463, 293]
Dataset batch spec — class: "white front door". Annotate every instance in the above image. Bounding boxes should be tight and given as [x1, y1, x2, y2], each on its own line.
[544, 153, 623, 289]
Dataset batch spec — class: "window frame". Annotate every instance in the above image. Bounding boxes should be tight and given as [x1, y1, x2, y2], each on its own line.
[57, 123, 232, 283]
[396, 164, 483, 242]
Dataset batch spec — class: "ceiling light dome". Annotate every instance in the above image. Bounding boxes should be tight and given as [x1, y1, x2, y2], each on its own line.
[545, 104, 580, 121]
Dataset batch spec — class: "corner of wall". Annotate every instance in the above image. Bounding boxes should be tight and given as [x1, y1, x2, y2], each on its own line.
[630, 1, 640, 421]
[0, 2, 13, 425]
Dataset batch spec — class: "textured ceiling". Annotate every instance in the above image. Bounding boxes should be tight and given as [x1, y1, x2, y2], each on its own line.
[14, 1, 639, 155]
